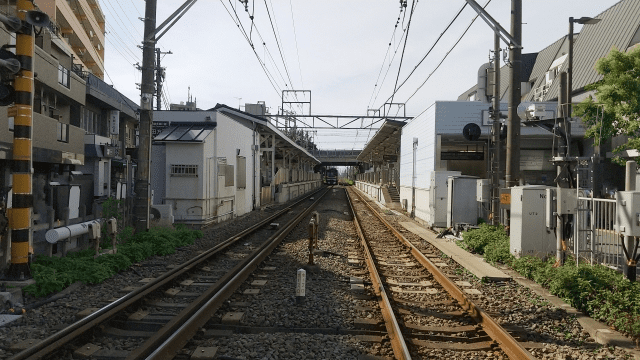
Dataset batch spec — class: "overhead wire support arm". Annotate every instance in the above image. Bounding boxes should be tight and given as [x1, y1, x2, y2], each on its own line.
[464, 0, 521, 48]
[145, 0, 199, 42]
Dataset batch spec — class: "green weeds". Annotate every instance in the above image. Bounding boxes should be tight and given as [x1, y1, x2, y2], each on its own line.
[24, 226, 202, 298]
[459, 225, 640, 339]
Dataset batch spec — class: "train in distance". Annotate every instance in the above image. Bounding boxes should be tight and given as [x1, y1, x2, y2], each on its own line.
[324, 168, 338, 185]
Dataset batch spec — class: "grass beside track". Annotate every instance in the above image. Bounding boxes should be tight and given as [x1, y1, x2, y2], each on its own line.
[23, 226, 203, 298]
[458, 224, 640, 340]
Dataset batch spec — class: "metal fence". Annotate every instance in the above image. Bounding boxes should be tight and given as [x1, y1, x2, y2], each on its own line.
[573, 196, 624, 270]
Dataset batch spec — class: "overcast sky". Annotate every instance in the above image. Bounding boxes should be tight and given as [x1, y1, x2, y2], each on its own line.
[102, 0, 621, 150]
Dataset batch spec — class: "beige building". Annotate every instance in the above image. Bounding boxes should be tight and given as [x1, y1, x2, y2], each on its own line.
[34, 0, 105, 79]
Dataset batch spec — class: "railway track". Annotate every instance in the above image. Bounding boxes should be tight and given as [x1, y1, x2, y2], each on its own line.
[9, 188, 329, 360]
[346, 186, 536, 359]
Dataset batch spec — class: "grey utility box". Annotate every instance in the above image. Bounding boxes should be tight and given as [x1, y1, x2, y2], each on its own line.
[557, 188, 578, 215]
[447, 176, 479, 228]
[616, 191, 640, 237]
[510, 185, 556, 258]
[476, 179, 490, 203]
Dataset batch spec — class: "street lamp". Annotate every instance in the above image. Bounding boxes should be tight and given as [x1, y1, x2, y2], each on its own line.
[567, 16, 601, 117]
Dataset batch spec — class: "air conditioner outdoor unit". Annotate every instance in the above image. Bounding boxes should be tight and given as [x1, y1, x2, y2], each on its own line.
[150, 205, 174, 227]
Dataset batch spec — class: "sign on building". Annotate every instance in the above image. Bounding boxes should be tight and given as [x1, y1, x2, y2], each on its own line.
[109, 110, 120, 135]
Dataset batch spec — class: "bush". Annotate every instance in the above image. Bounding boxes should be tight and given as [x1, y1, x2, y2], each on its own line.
[461, 224, 509, 255]
[462, 225, 640, 339]
[511, 256, 640, 338]
[24, 226, 203, 298]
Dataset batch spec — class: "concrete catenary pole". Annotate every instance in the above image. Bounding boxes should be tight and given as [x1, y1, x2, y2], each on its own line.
[505, 0, 521, 188]
[556, 72, 569, 266]
[7, 0, 36, 280]
[624, 161, 636, 281]
[490, 33, 501, 226]
[134, 0, 157, 233]
[156, 48, 162, 111]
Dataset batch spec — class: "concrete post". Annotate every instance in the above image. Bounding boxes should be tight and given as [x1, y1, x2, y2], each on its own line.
[624, 160, 637, 281]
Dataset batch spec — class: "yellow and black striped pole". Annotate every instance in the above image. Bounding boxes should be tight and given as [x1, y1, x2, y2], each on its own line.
[6, 0, 35, 280]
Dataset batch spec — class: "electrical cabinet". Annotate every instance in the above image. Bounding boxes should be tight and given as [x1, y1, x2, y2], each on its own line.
[428, 171, 461, 227]
[447, 176, 478, 228]
[476, 179, 490, 203]
[510, 185, 556, 258]
[616, 191, 640, 237]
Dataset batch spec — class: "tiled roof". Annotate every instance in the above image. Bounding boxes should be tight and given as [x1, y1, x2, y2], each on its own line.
[544, 0, 640, 100]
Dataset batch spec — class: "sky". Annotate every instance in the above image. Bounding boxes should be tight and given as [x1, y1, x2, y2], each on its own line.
[101, 0, 622, 151]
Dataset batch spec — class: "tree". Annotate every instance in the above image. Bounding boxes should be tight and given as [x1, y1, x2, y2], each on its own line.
[574, 46, 640, 164]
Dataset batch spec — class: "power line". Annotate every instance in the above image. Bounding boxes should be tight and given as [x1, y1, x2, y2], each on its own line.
[370, 10, 409, 111]
[112, 0, 145, 39]
[381, 1, 474, 109]
[387, 0, 417, 116]
[367, 6, 405, 110]
[102, 0, 144, 52]
[263, 0, 295, 89]
[105, 24, 141, 62]
[287, 0, 304, 88]
[219, 0, 283, 98]
[409, 2, 492, 118]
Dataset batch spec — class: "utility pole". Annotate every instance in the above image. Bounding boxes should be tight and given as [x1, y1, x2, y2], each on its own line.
[155, 48, 172, 111]
[134, 0, 157, 233]
[490, 33, 501, 225]
[505, 0, 522, 187]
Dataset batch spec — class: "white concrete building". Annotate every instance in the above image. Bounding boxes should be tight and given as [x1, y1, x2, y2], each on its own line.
[151, 104, 321, 226]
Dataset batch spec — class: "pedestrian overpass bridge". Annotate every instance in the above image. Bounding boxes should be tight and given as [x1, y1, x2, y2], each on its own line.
[311, 149, 362, 166]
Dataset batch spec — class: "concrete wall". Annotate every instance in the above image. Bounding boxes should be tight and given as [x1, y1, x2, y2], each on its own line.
[165, 142, 207, 223]
[355, 181, 385, 204]
[275, 180, 321, 203]
[400, 104, 436, 190]
[215, 112, 257, 218]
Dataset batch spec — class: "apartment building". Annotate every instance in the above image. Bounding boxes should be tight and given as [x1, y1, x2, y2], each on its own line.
[34, 0, 105, 79]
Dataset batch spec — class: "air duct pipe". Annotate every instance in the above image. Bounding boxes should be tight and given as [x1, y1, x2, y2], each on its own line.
[45, 220, 101, 243]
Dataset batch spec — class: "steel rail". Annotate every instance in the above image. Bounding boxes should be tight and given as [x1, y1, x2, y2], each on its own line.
[10, 187, 326, 360]
[346, 189, 412, 359]
[143, 188, 331, 360]
[350, 187, 535, 360]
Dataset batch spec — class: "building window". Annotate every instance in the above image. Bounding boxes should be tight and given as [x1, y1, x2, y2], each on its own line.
[58, 64, 70, 88]
[170, 164, 198, 176]
[83, 109, 99, 134]
[57, 122, 68, 142]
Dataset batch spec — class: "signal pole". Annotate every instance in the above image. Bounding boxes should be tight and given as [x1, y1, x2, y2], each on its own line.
[6, 0, 37, 280]
[505, 0, 522, 187]
[490, 33, 501, 225]
[134, 0, 157, 233]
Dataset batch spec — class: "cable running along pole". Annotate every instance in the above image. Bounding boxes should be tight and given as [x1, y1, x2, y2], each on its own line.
[134, 0, 157, 233]
[134, 0, 199, 233]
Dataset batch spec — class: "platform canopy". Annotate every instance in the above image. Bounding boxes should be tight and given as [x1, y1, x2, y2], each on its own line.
[357, 120, 405, 164]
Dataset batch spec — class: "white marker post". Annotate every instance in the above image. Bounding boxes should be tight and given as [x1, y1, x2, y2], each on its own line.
[296, 269, 306, 304]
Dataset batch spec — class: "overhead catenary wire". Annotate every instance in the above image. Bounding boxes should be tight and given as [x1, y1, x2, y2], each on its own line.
[370, 9, 409, 112]
[382, 1, 471, 110]
[287, 0, 304, 88]
[367, 6, 405, 110]
[386, 0, 417, 116]
[219, 0, 284, 99]
[405, 0, 491, 112]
